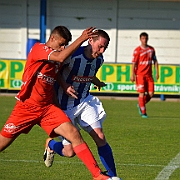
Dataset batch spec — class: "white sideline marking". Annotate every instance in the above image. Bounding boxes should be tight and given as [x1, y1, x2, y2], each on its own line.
[155, 152, 180, 180]
[0, 158, 163, 167]
[2, 157, 180, 180]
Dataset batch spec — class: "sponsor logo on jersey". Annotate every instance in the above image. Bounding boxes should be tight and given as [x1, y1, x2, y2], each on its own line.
[72, 76, 93, 82]
[36, 71, 55, 85]
[140, 49, 153, 56]
[139, 60, 152, 65]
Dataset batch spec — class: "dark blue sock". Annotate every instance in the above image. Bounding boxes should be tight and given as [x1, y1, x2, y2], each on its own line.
[48, 139, 64, 156]
[98, 143, 117, 177]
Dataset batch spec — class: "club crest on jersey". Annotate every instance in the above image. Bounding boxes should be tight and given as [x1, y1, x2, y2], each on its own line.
[91, 64, 96, 71]
[3, 123, 19, 133]
[72, 76, 93, 82]
[137, 84, 144, 90]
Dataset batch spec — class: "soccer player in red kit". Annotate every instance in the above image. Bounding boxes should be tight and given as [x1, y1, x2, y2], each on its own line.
[130, 32, 159, 118]
[0, 26, 112, 180]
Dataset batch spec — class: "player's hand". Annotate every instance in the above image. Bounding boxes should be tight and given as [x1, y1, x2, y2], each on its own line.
[80, 27, 97, 41]
[130, 75, 135, 82]
[94, 82, 106, 91]
[156, 73, 159, 80]
[65, 84, 78, 99]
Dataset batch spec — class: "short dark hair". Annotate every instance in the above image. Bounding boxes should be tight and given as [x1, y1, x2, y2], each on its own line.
[51, 26, 72, 42]
[93, 29, 110, 42]
[140, 32, 148, 38]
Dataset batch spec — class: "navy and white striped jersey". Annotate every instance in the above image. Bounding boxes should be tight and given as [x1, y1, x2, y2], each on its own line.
[57, 46, 104, 110]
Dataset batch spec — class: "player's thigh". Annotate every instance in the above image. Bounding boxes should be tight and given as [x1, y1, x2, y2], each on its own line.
[80, 96, 106, 126]
[0, 101, 39, 138]
[40, 105, 71, 138]
[147, 76, 154, 93]
[54, 122, 83, 145]
[79, 118, 106, 147]
[82, 118, 103, 133]
[88, 121, 106, 146]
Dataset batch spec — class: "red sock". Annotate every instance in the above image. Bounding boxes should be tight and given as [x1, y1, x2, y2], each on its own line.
[144, 94, 151, 104]
[73, 142, 100, 178]
[139, 96, 146, 114]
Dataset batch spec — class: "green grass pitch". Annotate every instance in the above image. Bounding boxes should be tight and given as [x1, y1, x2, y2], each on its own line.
[0, 95, 179, 180]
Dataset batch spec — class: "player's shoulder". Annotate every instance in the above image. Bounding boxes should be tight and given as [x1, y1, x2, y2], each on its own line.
[71, 46, 84, 58]
[135, 46, 141, 50]
[63, 46, 84, 65]
[147, 45, 155, 51]
[32, 42, 52, 54]
[97, 55, 104, 63]
[133, 46, 141, 54]
[33, 42, 45, 49]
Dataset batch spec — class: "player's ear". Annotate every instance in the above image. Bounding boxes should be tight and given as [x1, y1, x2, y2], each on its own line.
[88, 37, 93, 44]
[50, 35, 56, 42]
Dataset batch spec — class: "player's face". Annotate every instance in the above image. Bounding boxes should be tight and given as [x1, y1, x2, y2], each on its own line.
[90, 36, 109, 58]
[51, 35, 68, 52]
[140, 36, 148, 47]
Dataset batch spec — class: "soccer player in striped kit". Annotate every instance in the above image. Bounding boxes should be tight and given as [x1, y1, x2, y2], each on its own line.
[44, 29, 121, 179]
[130, 32, 159, 118]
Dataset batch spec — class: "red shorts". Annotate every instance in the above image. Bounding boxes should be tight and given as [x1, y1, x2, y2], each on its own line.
[136, 75, 154, 93]
[0, 101, 71, 138]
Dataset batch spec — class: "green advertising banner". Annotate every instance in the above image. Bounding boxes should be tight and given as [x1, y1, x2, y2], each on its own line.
[0, 60, 179, 95]
[0, 60, 26, 90]
[90, 63, 180, 95]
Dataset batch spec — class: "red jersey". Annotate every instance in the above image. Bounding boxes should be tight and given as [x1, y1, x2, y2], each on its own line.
[16, 43, 61, 106]
[132, 45, 156, 76]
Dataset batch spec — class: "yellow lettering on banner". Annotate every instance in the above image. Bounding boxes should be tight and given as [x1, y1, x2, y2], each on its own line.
[162, 66, 175, 84]
[0, 60, 10, 89]
[9, 60, 26, 90]
[99, 64, 131, 83]
[154, 65, 176, 84]
[0, 60, 26, 90]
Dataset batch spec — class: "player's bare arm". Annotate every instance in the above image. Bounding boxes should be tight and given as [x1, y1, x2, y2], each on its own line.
[154, 60, 159, 80]
[52, 87, 61, 108]
[50, 27, 96, 62]
[130, 62, 136, 82]
[92, 76, 106, 91]
[57, 74, 78, 99]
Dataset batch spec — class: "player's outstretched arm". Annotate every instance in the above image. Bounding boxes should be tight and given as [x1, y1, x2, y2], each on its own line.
[52, 87, 61, 108]
[50, 27, 96, 62]
[92, 76, 106, 91]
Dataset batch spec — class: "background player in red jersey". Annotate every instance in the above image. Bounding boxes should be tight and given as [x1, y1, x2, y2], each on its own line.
[130, 32, 159, 118]
[0, 26, 112, 180]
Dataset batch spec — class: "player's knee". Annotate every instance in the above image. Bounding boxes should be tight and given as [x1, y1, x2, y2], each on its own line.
[0, 143, 8, 152]
[0, 135, 12, 152]
[62, 143, 76, 157]
[66, 151, 76, 157]
[98, 132, 105, 141]
[63, 147, 76, 157]
[95, 132, 106, 147]
[139, 92, 145, 97]
[149, 92, 154, 98]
